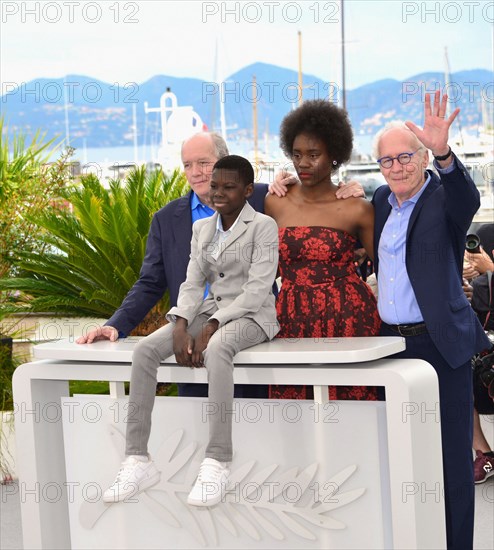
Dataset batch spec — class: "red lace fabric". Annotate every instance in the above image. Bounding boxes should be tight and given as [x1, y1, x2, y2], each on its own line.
[270, 226, 382, 401]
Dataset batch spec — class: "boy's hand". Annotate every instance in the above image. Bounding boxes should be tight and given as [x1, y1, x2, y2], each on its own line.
[173, 318, 193, 367]
[191, 320, 219, 368]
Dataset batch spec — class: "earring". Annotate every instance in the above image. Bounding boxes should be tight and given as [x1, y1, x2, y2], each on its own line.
[332, 160, 337, 166]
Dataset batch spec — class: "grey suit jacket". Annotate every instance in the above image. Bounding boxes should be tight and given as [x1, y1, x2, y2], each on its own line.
[167, 202, 280, 339]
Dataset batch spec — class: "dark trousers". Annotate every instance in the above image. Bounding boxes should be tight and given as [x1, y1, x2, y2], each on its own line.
[381, 323, 474, 550]
[178, 383, 268, 398]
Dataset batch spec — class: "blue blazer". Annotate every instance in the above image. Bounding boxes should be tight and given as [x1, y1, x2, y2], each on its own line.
[372, 155, 490, 368]
[107, 184, 268, 336]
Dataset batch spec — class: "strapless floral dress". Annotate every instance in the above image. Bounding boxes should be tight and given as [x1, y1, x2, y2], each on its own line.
[270, 226, 382, 400]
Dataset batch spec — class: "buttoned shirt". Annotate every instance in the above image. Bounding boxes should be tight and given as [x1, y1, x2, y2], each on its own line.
[190, 192, 215, 224]
[210, 205, 246, 261]
[378, 160, 456, 324]
[190, 193, 215, 298]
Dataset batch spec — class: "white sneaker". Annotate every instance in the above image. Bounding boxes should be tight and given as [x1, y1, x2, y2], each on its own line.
[187, 458, 230, 507]
[103, 456, 160, 503]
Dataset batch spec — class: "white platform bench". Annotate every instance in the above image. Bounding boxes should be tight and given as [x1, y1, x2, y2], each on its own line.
[12, 337, 446, 550]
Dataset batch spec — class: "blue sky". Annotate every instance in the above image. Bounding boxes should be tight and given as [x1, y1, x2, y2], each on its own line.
[1, 0, 493, 90]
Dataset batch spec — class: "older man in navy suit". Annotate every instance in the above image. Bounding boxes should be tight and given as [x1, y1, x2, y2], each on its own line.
[373, 91, 490, 550]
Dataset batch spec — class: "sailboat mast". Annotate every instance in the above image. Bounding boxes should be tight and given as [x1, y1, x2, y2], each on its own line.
[215, 39, 227, 141]
[219, 86, 227, 141]
[253, 75, 258, 165]
[132, 103, 138, 164]
[298, 31, 303, 106]
[63, 76, 70, 145]
[264, 118, 269, 158]
[341, 0, 346, 110]
[444, 47, 451, 119]
[444, 47, 463, 145]
[211, 40, 218, 132]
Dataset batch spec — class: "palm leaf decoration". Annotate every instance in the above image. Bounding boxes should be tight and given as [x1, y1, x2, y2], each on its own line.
[0, 166, 189, 334]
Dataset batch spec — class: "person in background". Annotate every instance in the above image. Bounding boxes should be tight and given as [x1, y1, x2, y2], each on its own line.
[469, 224, 494, 484]
[464, 223, 494, 279]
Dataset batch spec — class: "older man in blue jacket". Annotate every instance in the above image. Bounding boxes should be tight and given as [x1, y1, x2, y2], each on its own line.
[373, 91, 490, 550]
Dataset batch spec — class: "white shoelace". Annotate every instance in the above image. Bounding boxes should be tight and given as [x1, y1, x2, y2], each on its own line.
[196, 461, 225, 483]
[114, 457, 140, 483]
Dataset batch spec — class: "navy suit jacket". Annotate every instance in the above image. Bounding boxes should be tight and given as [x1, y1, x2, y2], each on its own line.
[107, 184, 268, 336]
[372, 155, 490, 368]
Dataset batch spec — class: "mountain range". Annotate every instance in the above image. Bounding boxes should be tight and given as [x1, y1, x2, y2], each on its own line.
[2, 62, 492, 150]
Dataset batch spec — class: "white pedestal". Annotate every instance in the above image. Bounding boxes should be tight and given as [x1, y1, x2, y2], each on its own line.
[12, 337, 446, 549]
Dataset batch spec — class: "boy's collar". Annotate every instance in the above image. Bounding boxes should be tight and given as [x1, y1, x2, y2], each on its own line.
[216, 203, 249, 233]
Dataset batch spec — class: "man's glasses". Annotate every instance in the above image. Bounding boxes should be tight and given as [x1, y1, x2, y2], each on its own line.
[377, 149, 422, 169]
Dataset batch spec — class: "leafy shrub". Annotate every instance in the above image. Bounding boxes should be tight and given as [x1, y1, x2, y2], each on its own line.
[0, 163, 189, 334]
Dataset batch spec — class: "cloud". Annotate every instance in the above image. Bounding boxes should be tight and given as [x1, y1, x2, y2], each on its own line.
[1, 1, 492, 88]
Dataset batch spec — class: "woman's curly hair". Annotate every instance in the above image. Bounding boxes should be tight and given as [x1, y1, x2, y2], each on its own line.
[279, 99, 353, 169]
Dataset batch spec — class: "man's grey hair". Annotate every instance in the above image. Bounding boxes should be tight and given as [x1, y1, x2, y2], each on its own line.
[210, 132, 229, 159]
[372, 121, 424, 159]
[181, 132, 229, 160]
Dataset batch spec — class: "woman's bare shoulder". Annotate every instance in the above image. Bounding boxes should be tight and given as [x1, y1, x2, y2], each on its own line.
[344, 196, 373, 214]
[265, 188, 299, 217]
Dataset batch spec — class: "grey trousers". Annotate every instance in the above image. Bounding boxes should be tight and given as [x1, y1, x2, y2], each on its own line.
[126, 315, 268, 462]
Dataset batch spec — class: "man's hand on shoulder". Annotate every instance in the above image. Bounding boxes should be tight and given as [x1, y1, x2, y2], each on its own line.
[268, 170, 298, 197]
[76, 326, 118, 344]
[335, 180, 365, 199]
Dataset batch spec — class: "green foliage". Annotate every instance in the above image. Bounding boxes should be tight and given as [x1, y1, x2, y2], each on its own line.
[0, 165, 189, 325]
[0, 340, 17, 411]
[69, 381, 113, 395]
[0, 117, 64, 280]
[0, 339, 17, 479]
[68, 381, 177, 396]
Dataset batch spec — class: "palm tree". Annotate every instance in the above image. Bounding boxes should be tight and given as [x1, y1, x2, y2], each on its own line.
[0, 166, 189, 335]
[0, 117, 61, 280]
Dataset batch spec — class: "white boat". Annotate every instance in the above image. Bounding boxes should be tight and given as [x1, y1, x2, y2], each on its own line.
[144, 90, 205, 171]
[451, 129, 494, 224]
[452, 132, 493, 186]
[86, 90, 205, 185]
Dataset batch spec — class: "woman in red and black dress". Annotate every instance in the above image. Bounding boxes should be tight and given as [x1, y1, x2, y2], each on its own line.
[265, 100, 381, 400]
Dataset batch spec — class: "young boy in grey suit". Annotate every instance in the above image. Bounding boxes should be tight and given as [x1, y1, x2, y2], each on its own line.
[104, 155, 280, 506]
